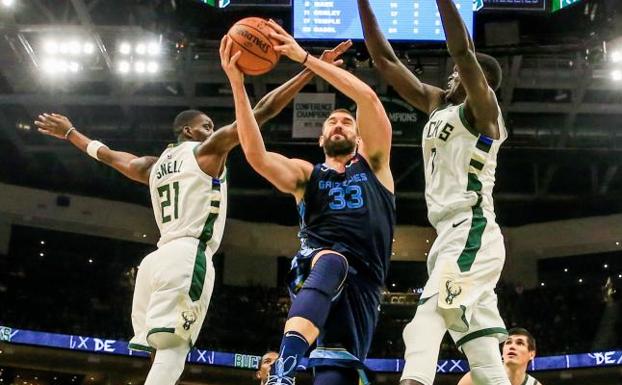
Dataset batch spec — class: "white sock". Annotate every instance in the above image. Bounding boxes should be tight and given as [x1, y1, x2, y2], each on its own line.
[462, 337, 511, 385]
[144, 344, 190, 385]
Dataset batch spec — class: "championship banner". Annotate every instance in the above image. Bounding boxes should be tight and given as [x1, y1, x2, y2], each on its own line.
[2, 326, 622, 373]
[292, 93, 335, 139]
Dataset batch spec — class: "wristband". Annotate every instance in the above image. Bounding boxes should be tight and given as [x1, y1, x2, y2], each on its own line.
[86, 140, 107, 160]
[64, 127, 76, 140]
[302, 52, 309, 65]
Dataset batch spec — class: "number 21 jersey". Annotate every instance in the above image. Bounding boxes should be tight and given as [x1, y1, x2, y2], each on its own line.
[149, 141, 227, 249]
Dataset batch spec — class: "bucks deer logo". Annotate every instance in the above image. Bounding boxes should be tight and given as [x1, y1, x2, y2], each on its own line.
[181, 311, 197, 330]
[445, 280, 462, 305]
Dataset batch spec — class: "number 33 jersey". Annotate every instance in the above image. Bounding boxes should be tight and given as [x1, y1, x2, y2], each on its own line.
[297, 153, 396, 285]
[422, 103, 507, 228]
[149, 141, 227, 249]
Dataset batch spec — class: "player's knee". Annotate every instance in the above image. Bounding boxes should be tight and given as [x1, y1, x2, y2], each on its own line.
[303, 252, 348, 296]
[148, 331, 187, 351]
[462, 337, 509, 385]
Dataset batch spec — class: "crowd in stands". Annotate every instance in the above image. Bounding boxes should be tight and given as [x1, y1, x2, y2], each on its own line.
[1, 226, 620, 358]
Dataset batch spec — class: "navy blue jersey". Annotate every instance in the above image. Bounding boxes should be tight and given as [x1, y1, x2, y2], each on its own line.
[297, 153, 396, 285]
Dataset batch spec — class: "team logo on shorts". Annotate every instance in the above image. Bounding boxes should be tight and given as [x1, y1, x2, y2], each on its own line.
[444, 280, 462, 305]
[181, 311, 197, 330]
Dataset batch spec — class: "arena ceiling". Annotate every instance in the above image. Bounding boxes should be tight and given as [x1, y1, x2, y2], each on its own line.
[0, 0, 621, 226]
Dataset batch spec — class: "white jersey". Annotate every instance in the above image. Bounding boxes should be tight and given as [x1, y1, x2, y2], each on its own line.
[149, 141, 227, 250]
[422, 102, 507, 228]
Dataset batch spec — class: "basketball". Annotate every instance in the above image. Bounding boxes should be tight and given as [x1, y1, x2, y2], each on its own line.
[227, 17, 281, 76]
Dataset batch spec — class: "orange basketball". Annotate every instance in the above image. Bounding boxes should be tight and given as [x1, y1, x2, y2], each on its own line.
[227, 17, 281, 76]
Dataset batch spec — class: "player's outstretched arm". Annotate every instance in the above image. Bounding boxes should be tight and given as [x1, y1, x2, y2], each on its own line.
[436, 0, 500, 138]
[196, 40, 352, 177]
[34, 114, 156, 185]
[357, 0, 443, 115]
[220, 36, 312, 201]
[268, 20, 393, 191]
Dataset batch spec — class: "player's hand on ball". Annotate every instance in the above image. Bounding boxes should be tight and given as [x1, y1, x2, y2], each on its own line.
[267, 19, 307, 63]
[219, 35, 244, 84]
[34, 113, 73, 140]
[320, 40, 353, 67]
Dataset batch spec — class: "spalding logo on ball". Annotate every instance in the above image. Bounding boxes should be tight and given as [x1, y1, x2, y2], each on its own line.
[227, 17, 281, 76]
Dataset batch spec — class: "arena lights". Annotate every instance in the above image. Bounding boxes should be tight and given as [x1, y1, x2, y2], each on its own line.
[611, 50, 621, 64]
[1, 0, 14, 8]
[612, 70, 622, 82]
[42, 58, 81, 75]
[116, 39, 161, 76]
[117, 40, 161, 57]
[43, 39, 96, 56]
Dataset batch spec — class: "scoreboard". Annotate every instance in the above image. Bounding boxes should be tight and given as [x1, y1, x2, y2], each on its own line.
[293, 0, 474, 41]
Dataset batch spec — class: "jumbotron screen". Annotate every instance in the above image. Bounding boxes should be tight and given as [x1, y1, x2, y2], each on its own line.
[293, 0, 474, 41]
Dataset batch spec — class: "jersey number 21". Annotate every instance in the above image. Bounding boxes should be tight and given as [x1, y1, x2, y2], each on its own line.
[158, 182, 180, 223]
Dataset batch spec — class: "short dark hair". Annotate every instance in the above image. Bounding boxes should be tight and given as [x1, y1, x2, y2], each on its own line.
[476, 52, 502, 91]
[173, 109, 205, 137]
[508, 327, 536, 352]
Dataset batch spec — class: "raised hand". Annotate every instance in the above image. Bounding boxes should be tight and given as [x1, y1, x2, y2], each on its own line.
[219, 35, 244, 85]
[267, 19, 307, 63]
[34, 113, 74, 140]
[319, 40, 353, 67]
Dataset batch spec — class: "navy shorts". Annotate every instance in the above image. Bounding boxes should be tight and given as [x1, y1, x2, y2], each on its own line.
[287, 248, 382, 374]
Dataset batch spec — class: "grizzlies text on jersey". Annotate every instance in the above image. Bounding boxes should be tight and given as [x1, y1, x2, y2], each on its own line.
[297, 153, 396, 285]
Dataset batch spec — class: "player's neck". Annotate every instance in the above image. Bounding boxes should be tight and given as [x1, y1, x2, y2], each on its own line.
[505, 364, 528, 385]
[324, 153, 356, 172]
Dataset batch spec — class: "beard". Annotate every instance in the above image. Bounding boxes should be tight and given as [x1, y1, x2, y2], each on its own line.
[323, 136, 356, 157]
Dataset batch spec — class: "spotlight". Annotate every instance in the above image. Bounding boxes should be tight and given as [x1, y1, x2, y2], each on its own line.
[83, 42, 95, 55]
[69, 41, 81, 55]
[117, 60, 130, 74]
[59, 42, 70, 54]
[119, 42, 131, 55]
[147, 42, 161, 56]
[147, 61, 158, 74]
[134, 60, 146, 73]
[1, 0, 14, 7]
[42, 58, 62, 74]
[44, 40, 59, 54]
[612, 70, 622, 82]
[68, 61, 80, 73]
[611, 50, 621, 63]
[135, 43, 147, 55]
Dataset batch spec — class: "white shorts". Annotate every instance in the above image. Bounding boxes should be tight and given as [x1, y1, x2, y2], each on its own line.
[129, 237, 215, 352]
[423, 207, 507, 342]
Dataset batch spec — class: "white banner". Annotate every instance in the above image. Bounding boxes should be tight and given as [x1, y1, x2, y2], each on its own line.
[292, 93, 335, 138]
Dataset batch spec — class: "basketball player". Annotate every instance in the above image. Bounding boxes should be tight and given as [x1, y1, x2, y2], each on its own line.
[459, 328, 542, 385]
[32, 40, 351, 385]
[220, 20, 395, 385]
[257, 351, 279, 385]
[358, 1, 509, 385]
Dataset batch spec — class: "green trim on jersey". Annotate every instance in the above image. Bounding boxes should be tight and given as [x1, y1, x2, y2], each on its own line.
[457, 206, 487, 272]
[189, 178, 222, 301]
[455, 327, 508, 348]
[457, 173, 487, 272]
[147, 327, 176, 337]
[128, 342, 155, 353]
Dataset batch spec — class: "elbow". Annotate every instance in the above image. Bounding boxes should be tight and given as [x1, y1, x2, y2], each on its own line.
[243, 150, 267, 169]
[373, 56, 399, 72]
